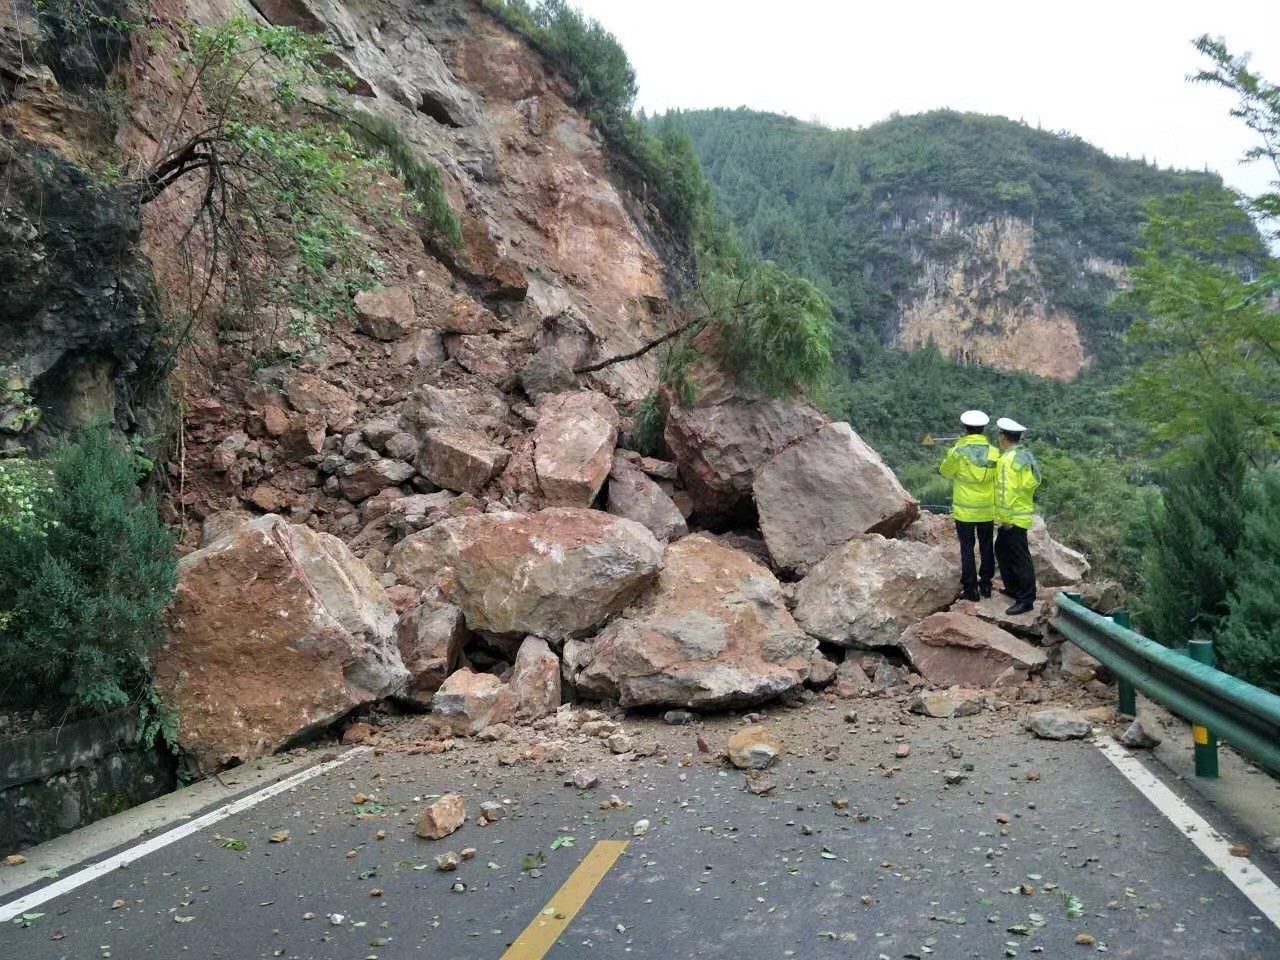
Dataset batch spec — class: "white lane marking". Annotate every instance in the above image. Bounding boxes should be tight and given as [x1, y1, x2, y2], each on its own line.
[1095, 736, 1280, 928]
[0, 747, 369, 923]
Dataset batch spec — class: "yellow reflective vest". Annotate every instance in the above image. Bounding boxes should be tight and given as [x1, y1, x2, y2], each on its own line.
[996, 446, 1041, 529]
[938, 434, 998, 523]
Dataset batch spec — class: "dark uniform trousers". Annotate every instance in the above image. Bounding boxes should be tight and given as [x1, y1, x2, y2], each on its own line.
[995, 525, 1036, 604]
[954, 520, 994, 596]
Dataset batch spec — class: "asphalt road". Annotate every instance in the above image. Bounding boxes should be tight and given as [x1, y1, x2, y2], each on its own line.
[2, 706, 1278, 960]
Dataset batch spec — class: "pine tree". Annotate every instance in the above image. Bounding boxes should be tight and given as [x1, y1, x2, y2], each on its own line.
[1139, 406, 1249, 646]
[1218, 470, 1280, 692]
[0, 428, 176, 712]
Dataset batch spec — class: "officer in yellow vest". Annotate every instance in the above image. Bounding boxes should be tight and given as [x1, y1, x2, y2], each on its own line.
[994, 416, 1041, 615]
[938, 410, 999, 601]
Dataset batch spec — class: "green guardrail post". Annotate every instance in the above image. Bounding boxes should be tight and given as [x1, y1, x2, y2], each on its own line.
[1186, 639, 1220, 779]
[1112, 611, 1137, 717]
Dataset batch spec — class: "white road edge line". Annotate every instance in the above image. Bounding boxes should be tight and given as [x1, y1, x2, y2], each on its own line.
[1095, 736, 1280, 928]
[0, 746, 370, 924]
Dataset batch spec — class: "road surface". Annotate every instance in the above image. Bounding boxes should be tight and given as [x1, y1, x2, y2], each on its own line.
[2, 700, 1278, 960]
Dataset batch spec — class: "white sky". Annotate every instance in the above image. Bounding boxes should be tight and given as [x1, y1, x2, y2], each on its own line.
[572, 0, 1279, 199]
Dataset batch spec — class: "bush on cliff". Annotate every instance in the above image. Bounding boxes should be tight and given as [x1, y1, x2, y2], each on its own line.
[0, 428, 176, 715]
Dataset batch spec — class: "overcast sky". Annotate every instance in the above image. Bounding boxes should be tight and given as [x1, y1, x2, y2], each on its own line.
[571, 0, 1278, 199]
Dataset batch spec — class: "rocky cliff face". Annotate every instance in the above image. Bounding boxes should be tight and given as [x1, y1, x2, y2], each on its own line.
[892, 205, 1101, 381]
[1, 0, 165, 452]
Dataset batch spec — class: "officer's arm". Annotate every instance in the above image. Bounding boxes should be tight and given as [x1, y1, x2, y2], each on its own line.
[939, 448, 959, 479]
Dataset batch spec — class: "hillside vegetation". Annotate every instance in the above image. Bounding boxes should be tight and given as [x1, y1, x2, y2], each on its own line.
[675, 108, 1234, 353]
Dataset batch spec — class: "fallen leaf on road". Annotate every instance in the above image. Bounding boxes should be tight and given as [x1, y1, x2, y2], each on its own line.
[269, 831, 290, 843]
[550, 836, 576, 851]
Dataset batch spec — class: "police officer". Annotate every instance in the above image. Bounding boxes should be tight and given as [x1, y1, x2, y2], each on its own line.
[994, 417, 1041, 615]
[938, 410, 998, 601]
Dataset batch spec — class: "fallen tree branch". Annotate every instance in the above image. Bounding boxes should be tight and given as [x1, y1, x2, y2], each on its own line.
[572, 314, 711, 374]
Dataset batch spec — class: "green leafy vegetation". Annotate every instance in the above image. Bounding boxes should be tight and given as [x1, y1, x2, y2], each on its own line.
[133, 16, 459, 356]
[1138, 407, 1249, 646]
[676, 107, 1228, 350]
[1130, 37, 1280, 688]
[0, 428, 177, 716]
[1219, 470, 1280, 692]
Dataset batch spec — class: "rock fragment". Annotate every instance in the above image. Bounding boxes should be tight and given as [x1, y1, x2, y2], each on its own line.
[1026, 709, 1091, 741]
[1118, 720, 1161, 749]
[727, 726, 780, 770]
[416, 794, 466, 840]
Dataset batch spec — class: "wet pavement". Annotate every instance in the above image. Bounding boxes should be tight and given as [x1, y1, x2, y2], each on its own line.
[2, 704, 1278, 960]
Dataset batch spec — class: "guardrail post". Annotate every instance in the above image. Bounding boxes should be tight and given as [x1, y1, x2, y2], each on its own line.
[1111, 611, 1137, 717]
[1186, 639, 1220, 779]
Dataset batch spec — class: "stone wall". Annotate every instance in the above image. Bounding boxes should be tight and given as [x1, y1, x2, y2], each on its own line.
[0, 710, 176, 851]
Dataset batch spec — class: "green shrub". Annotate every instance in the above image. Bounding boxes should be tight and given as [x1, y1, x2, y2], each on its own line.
[1137, 406, 1248, 645]
[0, 428, 177, 714]
[711, 261, 833, 398]
[631, 392, 666, 456]
[1218, 470, 1280, 692]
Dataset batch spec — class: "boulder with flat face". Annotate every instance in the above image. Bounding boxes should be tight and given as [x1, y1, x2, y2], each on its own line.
[510, 636, 561, 720]
[156, 515, 407, 770]
[663, 397, 826, 521]
[792, 535, 957, 648]
[396, 598, 468, 707]
[431, 668, 516, 736]
[569, 536, 814, 709]
[606, 455, 688, 542]
[899, 612, 1048, 688]
[1029, 516, 1091, 587]
[417, 426, 509, 494]
[389, 507, 663, 640]
[754, 421, 919, 575]
[531, 391, 619, 506]
[353, 286, 415, 341]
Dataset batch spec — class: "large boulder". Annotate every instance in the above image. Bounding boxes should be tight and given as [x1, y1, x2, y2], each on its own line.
[338, 457, 415, 502]
[569, 536, 815, 709]
[417, 426, 509, 494]
[510, 636, 561, 720]
[396, 598, 468, 707]
[606, 455, 688, 542]
[792, 535, 957, 648]
[431, 668, 515, 736]
[899, 612, 1048, 688]
[531, 391, 619, 506]
[754, 421, 919, 573]
[399, 384, 509, 437]
[663, 398, 826, 520]
[353, 287, 415, 341]
[156, 515, 408, 769]
[1029, 516, 1090, 587]
[388, 508, 663, 640]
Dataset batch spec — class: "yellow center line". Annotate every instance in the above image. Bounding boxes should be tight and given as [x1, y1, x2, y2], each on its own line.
[499, 840, 629, 960]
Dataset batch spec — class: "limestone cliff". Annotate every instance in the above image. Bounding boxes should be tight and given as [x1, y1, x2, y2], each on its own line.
[679, 108, 1222, 383]
[893, 204, 1114, 381]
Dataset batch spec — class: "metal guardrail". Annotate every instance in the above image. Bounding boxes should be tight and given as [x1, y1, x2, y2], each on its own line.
[1055, 592, 1280, 777]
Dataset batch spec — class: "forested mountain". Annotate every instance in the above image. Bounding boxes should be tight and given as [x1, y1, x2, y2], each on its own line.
[674, 108, 1233, 380]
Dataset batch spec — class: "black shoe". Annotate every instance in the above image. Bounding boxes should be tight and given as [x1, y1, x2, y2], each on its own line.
[999, 587, 1017, 598]
[962, 587, 980, 602]
[1005, 601, 1034, 616]
[979, 585, 992, 599]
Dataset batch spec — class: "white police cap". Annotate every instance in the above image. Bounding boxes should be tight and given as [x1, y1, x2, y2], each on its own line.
[960, 410, 989, 427]
[996, 417, 1027, 433]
